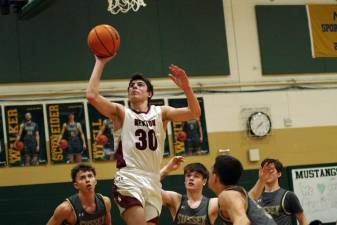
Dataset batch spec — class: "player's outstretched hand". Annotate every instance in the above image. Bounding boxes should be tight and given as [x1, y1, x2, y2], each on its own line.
[95, 53, 116, 65]
[167, 156, 185, 172]
[168, 64, 190, 92]
[258, 162, 274, 183]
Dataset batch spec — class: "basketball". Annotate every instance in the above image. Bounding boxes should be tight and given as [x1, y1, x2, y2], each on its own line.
[97, 134, 108, 145]
[87, 24, 120, 58]
[59, 139, 68, 150]
[177, 131, 187, 142]
[15, 141, 24, 151]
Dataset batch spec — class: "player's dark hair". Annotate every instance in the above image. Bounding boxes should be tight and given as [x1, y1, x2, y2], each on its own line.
[309, 220, 323, 225]
[128, 74, 154, 101]
[212, 155, 243, 186]
[71, 163, 96, 183]
[184, 163, 209, 180]
[261, 158, 283, 173]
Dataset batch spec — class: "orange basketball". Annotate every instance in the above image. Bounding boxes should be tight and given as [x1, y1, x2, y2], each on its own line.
[87, 24, 120, 58]
[177, 131, 187, 142]
[15, 141, 24, 151]
[97, 134, 108, 145]
[59, 139, 68, 150]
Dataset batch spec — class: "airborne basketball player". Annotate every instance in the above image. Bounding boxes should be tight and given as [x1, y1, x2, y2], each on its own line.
[86, 56, 201, 225]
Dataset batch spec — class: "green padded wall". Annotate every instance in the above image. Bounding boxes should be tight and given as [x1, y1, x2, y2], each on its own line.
[0, 0, 229, 83]
[256, 5, 337, 75]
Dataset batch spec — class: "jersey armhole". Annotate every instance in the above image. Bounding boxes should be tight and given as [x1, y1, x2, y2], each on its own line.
[205, 197, 212, 224]
[173, 195, 184, 222]
[96, 193, 107, 212]
[281, 191, 291, 215]
[65, 198, 78, 225]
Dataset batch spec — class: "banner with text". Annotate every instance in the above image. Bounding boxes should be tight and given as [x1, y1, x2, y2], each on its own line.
[150, 99, 170, 157]
[0, 107, 6, 167]
[168, 98, 209, 156]
[47, 102, 88, 164]
[88, 100, 124, 161]
[307, 4, 337, 57]
[4, 105, 47, 166]
[291, 165, 337, 223]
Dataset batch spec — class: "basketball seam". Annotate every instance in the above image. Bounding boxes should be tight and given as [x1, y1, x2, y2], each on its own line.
[103, 25, 118, 53]
[94, 28, 113, 57]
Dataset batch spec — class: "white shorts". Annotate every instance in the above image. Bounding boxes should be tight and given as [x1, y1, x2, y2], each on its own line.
[112, 169, 162, 222]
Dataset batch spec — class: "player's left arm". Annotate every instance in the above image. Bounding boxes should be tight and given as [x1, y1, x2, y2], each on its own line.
[208, 197, 219, 225]
[197, 119, 203, 143]
[160, 156, 184, 180]
[35, 129, 40, 152]
[219, 191, 250, 225]
[162, 65, 201, 122]
[284, 191, 308, 225]
[16, 123, 24, 142]
[96, 122, 106, 141]
[103, 196, 112, 225]
[296, 212, 309, 225]
[77, 123, 87, 149]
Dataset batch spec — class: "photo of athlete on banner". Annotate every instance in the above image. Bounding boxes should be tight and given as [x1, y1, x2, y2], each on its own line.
[150, 99, 170, 157]
[46, 102, 88, 164]
[87, 100, 124, 161]
[4, 104, 47, 166]
[0, 106, 6, 167]
[168, 97, 209, 156]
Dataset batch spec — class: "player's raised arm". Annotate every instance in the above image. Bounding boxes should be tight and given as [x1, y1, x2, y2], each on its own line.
[162, 64, 201, 122]
[160, 156, 185, 180]
[86, 56, 124, 124]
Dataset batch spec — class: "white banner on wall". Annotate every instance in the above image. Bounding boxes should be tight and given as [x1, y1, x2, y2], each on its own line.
[291, 165, 337, 223]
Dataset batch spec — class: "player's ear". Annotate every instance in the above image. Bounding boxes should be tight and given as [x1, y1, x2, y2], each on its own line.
[73, 182, 79, 190]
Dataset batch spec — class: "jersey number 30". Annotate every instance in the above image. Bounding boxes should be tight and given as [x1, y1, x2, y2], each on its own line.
[135, 129, 158, 151]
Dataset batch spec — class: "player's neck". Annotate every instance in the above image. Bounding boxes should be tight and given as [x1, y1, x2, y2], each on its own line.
[187, 189, 203, 201]
[130, 101, 149, 113]
[78, 191, 96, 205]
[264, 181, 280, 192]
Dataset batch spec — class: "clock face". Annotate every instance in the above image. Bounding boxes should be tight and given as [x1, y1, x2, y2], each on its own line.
[248, 112, 271, 137]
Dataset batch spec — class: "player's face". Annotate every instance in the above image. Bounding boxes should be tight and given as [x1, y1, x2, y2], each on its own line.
[264, 163, 281, 184]
[184, 171, 206, 191]
[25, 113, 31, 121]
[74, 170, 97, 193]
[128, 80, 151, 102]
[68, 114, 75, 121]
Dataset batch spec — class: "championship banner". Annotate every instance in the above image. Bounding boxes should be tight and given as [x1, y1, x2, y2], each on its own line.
[291, 165, 337, 223]
[307, 4, 337, 58]
[150, 99, 170, 157]
[168, 98, 209, 156]
[87, 100, 124, 161]
[46, 102, 88, 164]
[4, 105, 47, 166]
[0, 107, 6, 167]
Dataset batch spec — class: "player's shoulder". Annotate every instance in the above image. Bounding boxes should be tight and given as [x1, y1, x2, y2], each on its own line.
[283, 189, 298, 200]
[96, 193, 110, 202]
[55, 200, 73, 217]
[219, 189, 246, 205]
[208, 197, 219, 212]
[209, 197, 218, 206]
[160, 105, 174, 117]
[97, 193, 112, 210]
